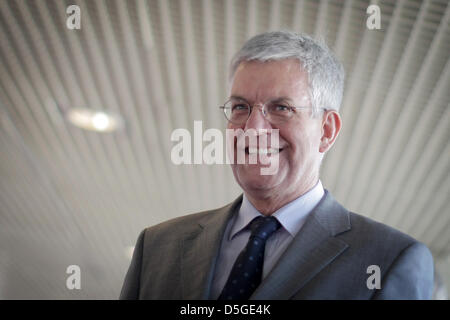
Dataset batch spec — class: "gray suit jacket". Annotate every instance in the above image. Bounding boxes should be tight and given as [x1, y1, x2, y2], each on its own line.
[120, 190, 434, 299]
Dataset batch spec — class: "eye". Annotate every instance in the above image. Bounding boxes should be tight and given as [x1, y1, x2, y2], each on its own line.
[273, 105, 291, 112]
[232, 104, 249, 111]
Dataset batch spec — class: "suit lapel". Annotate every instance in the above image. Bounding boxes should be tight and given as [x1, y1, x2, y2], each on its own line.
[180, 196, 242, 299]
[250, 190, 351, 299]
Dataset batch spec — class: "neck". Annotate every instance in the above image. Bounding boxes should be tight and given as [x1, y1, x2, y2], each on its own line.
[245, 177, 319, 215]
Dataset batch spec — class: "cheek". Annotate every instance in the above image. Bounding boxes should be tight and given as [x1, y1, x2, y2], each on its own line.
[285, 133, 317, 165]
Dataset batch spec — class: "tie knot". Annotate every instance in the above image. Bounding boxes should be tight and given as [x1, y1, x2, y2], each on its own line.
[249, 216, 280, 240]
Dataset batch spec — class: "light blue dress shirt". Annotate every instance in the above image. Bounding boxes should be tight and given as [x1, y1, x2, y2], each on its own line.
[210, 180, 325, 299]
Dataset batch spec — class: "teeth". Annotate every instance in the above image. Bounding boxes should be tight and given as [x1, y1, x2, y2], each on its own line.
[248, 148, 280, 155]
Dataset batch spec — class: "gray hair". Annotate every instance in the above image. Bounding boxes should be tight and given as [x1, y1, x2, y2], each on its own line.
[229, 31, 345, 115]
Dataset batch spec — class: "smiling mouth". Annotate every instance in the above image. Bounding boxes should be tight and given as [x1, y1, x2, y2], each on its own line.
[245, 147, 283, 155]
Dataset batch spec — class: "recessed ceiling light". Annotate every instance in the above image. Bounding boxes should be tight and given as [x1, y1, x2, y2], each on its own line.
[66, 108, 123, 132]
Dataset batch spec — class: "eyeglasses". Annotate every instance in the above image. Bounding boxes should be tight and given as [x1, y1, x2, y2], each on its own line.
[219, 98, 326, 125]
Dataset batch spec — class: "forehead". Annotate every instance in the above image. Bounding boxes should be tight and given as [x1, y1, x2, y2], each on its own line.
[230, 58, 310, 103]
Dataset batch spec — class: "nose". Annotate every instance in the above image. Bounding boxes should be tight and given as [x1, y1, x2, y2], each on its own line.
[244, 104, 273, 132]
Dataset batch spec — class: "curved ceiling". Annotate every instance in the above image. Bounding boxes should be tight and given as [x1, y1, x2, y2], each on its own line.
[0, 0, 448, 298]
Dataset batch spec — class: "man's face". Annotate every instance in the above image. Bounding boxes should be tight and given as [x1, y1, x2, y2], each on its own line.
[228, 59, 324, 199]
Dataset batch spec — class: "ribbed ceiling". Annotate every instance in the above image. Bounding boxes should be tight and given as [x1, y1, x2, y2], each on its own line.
[0, 0, 448, 299]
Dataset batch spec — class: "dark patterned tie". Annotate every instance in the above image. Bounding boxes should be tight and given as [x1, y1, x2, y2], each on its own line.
[218, 216, 281, 300]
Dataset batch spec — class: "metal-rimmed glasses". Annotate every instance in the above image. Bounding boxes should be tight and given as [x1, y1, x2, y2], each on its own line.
[219, 97, 327, 125]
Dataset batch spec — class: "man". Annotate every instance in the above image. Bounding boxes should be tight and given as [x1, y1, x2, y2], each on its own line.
[120, 31, 434, 299]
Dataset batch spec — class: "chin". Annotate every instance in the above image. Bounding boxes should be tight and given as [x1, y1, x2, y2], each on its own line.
[234, 164, 285, 194]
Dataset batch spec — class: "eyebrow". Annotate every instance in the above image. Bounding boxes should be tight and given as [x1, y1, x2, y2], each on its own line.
[229, 95, 248, 102]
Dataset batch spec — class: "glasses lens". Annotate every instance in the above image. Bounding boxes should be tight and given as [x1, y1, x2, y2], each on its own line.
[224, 100, 249, 124]
[266, 102, 293, 124]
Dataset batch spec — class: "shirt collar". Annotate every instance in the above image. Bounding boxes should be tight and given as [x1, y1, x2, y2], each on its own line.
[229, 180, 325, 240]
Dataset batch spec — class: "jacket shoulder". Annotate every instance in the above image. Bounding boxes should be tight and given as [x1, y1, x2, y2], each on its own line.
[340, 211, 431, 277]
[347, 213, 434, 299]
[140, 201, 235, 244]
[332, 211, 433, 299]
[346, 211, 419, 249]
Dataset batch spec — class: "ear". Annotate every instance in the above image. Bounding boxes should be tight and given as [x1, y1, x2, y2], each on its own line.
[319, 110, 342, 153]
